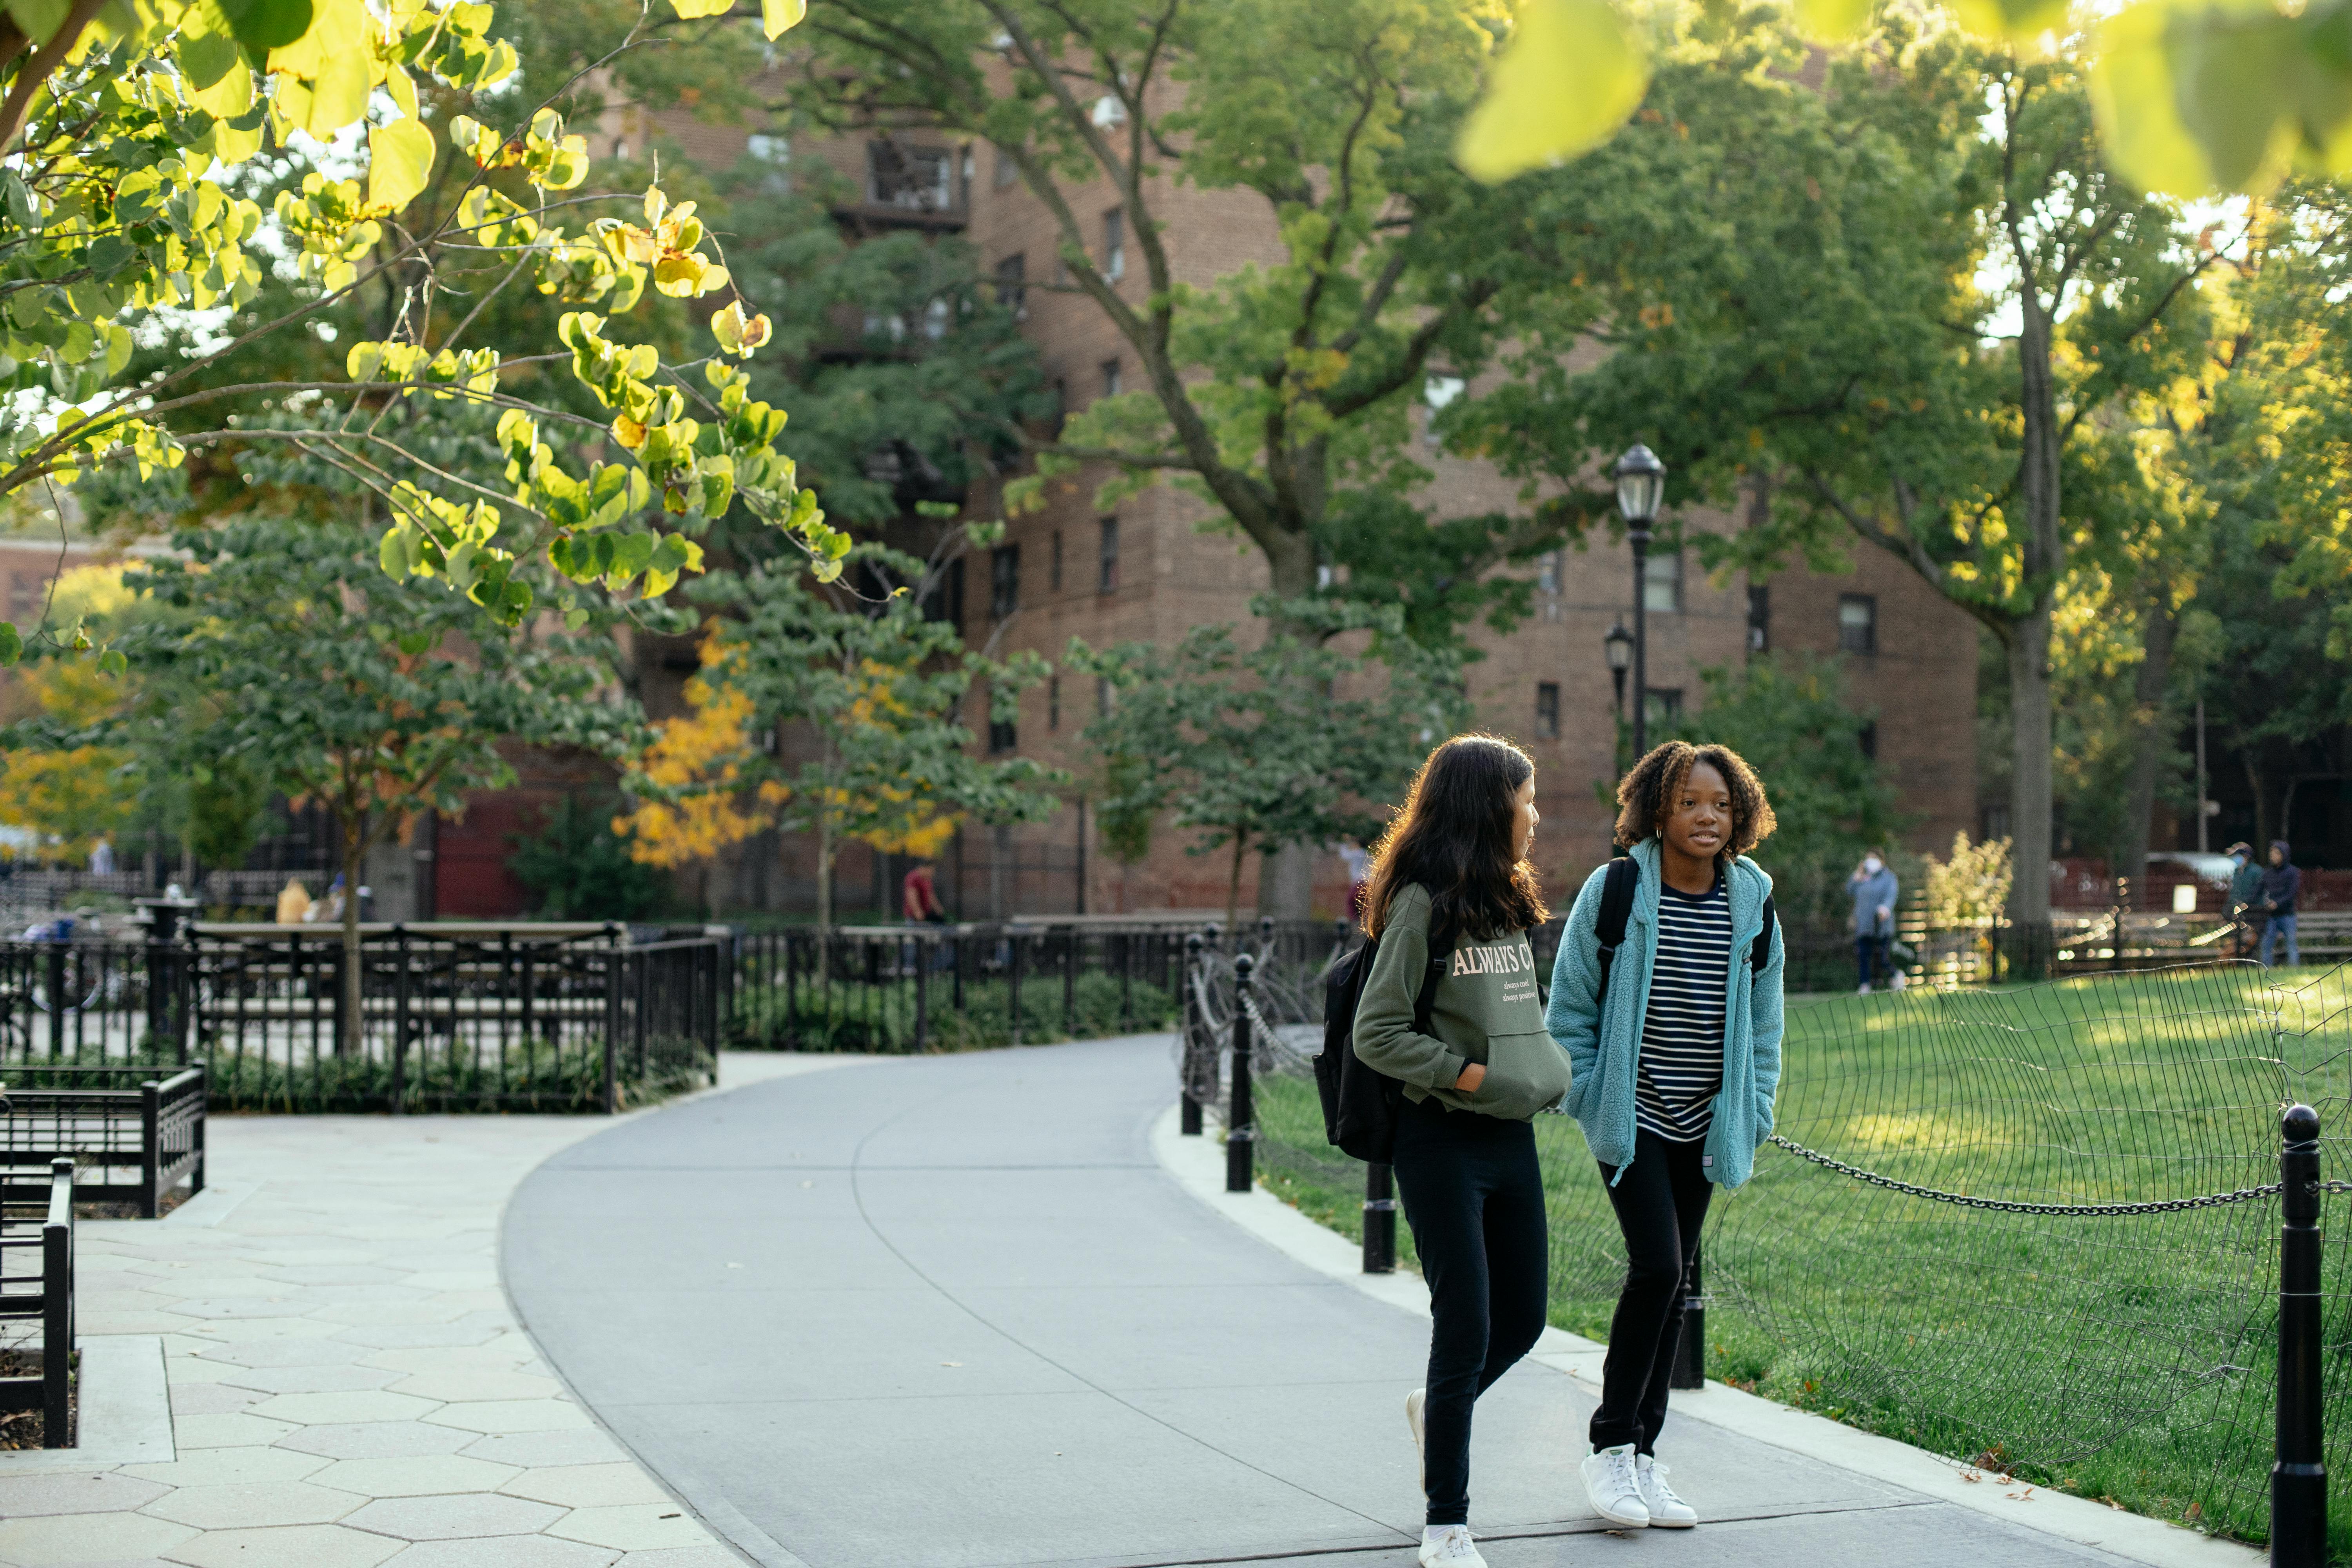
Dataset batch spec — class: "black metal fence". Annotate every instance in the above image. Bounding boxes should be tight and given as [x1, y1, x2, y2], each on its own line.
[0, 1067, 203, 1217]
[727, 924, 1189, 1051]
[0, 922, 724, 1114]
[0, 1159, 72, 1446]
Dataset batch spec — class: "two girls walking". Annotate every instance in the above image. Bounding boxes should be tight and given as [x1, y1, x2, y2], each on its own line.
[1351, 736, 1784, 1567]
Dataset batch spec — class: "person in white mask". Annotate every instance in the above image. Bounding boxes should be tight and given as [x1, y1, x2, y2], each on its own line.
[1848, 850, 1900, 993]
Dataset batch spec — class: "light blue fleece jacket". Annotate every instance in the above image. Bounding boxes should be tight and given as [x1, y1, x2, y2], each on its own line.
[1543, 838, 1786, 1189]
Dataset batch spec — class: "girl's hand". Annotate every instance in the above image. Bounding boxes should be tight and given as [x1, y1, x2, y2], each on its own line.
[1455, 1062, 1486, 1093]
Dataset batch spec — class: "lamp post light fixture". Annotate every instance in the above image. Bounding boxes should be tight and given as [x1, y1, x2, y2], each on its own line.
[1604, 620, 1633, 715]
[1613, 442, 1666, 758]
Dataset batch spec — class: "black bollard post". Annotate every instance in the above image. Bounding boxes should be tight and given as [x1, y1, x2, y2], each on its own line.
[1180, 933, 1204, 1136]
[1363, 1161, 1397, 1274]
[2274, 1102, 2326, 1567]
[1227, 952, 1255, 1193]
[1670, 1243, 1706, 1389]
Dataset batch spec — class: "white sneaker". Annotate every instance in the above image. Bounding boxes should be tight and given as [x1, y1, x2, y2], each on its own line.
[1581, 1443, 1650, 1528]
[1857, 982, 1871, 995]
[1891, 971, 1909, 991]
[1405, 1388, 1427, 1494]
[1419, 1524, 1487, 1567]
[1635, 1454, 1697, 1527]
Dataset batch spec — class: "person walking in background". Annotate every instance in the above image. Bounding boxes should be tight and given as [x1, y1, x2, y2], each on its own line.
[87, 836, 115, 876]
[1848, 849, 1901, 993]
[902, 858, 947, 925]
[1351, 735, 1565, 1568]
[2225, 842, 2263, 959]
[2260, 840, 2301, 968]
[275, 878, 312, 925]
[1546, 741, 1784, 1533]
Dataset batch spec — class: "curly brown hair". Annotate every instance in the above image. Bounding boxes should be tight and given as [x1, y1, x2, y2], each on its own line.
[1612, 740, 1777, 859]
[1364, 734, 1549, 945]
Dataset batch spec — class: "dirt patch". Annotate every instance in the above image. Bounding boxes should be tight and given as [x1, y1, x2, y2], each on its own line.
[74, 1183, 192, 1221]
[0, 1348, 74, 1449]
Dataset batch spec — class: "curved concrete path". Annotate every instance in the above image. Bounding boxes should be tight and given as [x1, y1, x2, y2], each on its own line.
[501, 1036, 2154, 1568]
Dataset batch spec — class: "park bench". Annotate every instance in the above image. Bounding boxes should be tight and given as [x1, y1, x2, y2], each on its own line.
[0, 1160, 73, 1445]
[0, 1066, 204, 1218]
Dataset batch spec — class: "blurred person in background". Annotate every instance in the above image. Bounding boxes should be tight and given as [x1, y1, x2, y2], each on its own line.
[1847, 849, 1901, 993]
[2260, 841, 2301, 969]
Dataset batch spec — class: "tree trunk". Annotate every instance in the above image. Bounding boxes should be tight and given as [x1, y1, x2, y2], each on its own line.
[816, 811, 835, 970]
[1256, 842, 1314, 922]
[340, 817, 365, 1061]
[2117, 600, 2181, 909]
[2006, 613, 2055, 962]
[2245, 750, 2269, 851]
[1225, 829, 1247, 936]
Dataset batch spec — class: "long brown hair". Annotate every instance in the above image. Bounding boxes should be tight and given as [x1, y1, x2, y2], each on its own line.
[1364, 734, 1548, 944]
[1612, 740, 1777, 858]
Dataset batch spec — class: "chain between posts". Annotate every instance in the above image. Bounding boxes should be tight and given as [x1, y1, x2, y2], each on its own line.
[1766, 1132, 2316, 1217]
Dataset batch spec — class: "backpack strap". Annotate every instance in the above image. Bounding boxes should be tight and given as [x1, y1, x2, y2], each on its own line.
[1592, 856, 1639, 1005]
[1412, 947, 1447, 1036]
[1752, 893, 1777, 978]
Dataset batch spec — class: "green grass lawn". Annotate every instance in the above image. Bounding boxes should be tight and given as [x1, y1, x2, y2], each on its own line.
[1253, 962, 2352, 1557]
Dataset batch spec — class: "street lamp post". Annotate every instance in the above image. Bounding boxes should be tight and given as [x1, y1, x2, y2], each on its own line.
[1613, 443, 1666, 759]
[1604, 621, 1633, 719]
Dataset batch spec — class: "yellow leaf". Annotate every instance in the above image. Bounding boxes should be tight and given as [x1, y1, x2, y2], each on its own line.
[761, 0, 807, 38]
[667, 0, 735, 14]
[1791, 0, 1872, 40]
[367, 117, 437, 214]
[1455, 0, 1649, 184]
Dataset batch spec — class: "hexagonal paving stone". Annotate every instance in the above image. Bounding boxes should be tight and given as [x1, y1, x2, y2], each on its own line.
[220, 1364, 405, 1396]
[166, 1522, 407, 1568]
[544, 1506, 717, 1553]
[0, 1509, 196, 1564]
[168, 1298, 319, 1320]
[334, 1323, 505, 1350]
[372, 1537, 620, 1568]
[175, 1412, 299, 1449]
[385, 1370, 559, 1403]
[310, 1301, 472, 1329]
[424, 1401, 588, 1436]
[497, 1465, 668, 1510]
[246, 1391, 443, 1426]
[277, 1422, 477, 1460]
[171, 1383, 267, 1416]
[312, 1455, 519, 1499]
[343, 1492, 564, 1541]
[361, 1347, 534, 1377]
[0, 1470, 169, 1515]
[141, 1479, 366, 1530]
[609, 1550, 744, 1568]
[181, 1316, 352, 1343]
[457, 1430, 626, 1470]
[194, 1338, 380, 1369]
[123, 1446, 331, 1488]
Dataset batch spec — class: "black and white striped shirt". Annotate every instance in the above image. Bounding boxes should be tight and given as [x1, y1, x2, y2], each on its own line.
[1635, 875, 1731, 1142]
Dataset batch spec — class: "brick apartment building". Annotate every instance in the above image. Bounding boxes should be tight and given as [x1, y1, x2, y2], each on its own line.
[426, 83, 1981, 923]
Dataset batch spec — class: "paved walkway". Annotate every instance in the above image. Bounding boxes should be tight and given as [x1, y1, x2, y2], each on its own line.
[10, 1054, 843, 1568]
[501, 1036, 2218, 1568]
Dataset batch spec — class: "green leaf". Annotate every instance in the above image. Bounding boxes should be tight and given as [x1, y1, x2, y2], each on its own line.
[178, 26, 255, 118]
[1455, 0, 1649, 184]
[367, 117, 437, 214]
[97, 648, 126, 676]
[0, 622, 18, 666]
[218, 0, 315, 51]
[1791, 0, 1872, 40]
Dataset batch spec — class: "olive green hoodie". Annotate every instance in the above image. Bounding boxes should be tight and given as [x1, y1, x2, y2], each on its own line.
[1351, 883, 1571, 1121]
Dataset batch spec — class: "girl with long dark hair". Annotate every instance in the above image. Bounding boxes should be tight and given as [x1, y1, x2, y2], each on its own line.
[1545, 741, 1785, 1531]
[1353, 734, 1565, 1568]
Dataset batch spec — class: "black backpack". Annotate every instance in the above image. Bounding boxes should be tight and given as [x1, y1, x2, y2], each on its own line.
[1314, 933, 1446, 1163]
[1592, 856, 1777, 1002]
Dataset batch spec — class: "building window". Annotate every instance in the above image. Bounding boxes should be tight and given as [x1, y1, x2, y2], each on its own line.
[1103, 207, 1125, 281]
[991, 544, 1020, 620]
[993, 142, 1019, 187]
[1642, 548, 1682, 614]
[1858, 719, 1878, 760]
[1050, 530, 1063, 592]
[1100, 358, 1121, 398]
[1644, 688, 1683, 728]
[1535, 682, 1560, 740]
[744, 132, 790, 193]
[989, 713, 1018, 754]
[1424, 374, 1465, 450]
[995, 254, 1026, 320]
[1838, 593, 1878, 655]
[867, 140, 955, 211]
[1049, 675, 1061, 733]
[1747, 584, 1770, 653]
[1098, 517, 1120, 593]
[922, 558, 965, 631]
[1537, 550, 1560, 596]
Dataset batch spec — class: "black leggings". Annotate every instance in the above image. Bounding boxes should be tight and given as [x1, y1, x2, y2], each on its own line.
[1392, 1095, 1548, 1527]
[1591, 1130, 1713, 1455]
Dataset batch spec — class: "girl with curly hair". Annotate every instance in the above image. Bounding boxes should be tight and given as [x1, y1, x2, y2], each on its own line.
[1544, 740, 1786, 1532]
[1352, 734, 1564, 1568]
